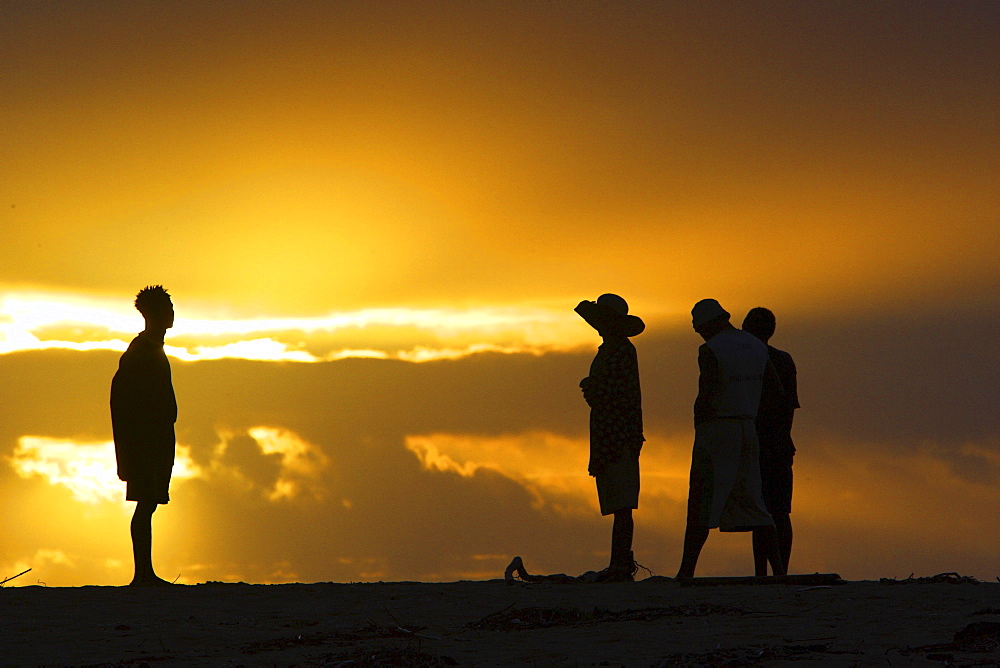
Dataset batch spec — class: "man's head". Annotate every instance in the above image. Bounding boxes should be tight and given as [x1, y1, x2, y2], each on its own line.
[134, 285, 174, 330]
[742, 307, 776, 343]
[691, 298, 731, 341]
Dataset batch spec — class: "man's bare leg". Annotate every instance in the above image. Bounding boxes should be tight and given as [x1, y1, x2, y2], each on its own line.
[752, 528, 769, 575]
[612, 509, 634, 560]
[675, 525, 709, 579]
[130, 501, 171, 586]
[750, 525, 786, 577]
[775, 513, 792, 573]
[612, 508, 635, 578]
[597, 508, 636, 582]
[753, 514, 792, 575]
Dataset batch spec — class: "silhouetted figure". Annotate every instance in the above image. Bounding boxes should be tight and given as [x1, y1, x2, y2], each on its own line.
[676, 299, 786, 579]
[743, 307, 799, 575]
[111, 285, 177, 586]
[576, 294, 645, 582]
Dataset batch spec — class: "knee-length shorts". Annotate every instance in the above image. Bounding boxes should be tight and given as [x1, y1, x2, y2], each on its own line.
[596, 454, 640, 516]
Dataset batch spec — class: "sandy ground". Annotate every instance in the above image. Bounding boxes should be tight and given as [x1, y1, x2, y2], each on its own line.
[2, 576, 998, 666]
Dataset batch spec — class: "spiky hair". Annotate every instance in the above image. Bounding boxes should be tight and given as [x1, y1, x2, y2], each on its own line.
[134, 285, 172, 316]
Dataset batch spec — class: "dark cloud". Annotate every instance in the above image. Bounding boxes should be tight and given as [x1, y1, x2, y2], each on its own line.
[777, 307, 1000, 449]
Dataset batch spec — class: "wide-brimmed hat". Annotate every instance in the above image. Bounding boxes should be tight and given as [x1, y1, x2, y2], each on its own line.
[691, 298, 730, 328]
[575, 293, 645, 337]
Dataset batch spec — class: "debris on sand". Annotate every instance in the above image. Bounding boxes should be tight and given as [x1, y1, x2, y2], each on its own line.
[654, 642, 859, 666]
[954, 621, 1000, 643]
[901, 621, 1000, 660]
[973, 608, 1000, 616]
[241, 632, 332, 654]
[470, 603, 751, 631]
[240, 621, 432, 655]
[324, 646, 457, 667]
[880, 572, 981, 585]
[677, 573, 843, 587]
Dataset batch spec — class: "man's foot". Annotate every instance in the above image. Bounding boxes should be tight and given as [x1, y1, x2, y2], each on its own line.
[595, 563, 636, 583]
[596, 550, 638, 583]
[595, 568, 634, 583]
[129, 575, 175, 587]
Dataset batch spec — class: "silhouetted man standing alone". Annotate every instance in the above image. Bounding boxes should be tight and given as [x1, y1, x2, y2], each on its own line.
[111, 286, 177, 586]
[576, 294, 645, 582]
[676, 299, 785, 579]
[743, 307, 799, 575]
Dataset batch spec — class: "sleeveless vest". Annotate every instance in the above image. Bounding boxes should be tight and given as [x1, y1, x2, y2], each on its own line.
[705, 328, 769, 418]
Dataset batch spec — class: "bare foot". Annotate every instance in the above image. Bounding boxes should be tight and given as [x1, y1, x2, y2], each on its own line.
[129, 575, 175, 587]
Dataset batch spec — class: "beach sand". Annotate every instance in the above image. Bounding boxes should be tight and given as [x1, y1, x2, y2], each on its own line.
[2, 575, 998, 665]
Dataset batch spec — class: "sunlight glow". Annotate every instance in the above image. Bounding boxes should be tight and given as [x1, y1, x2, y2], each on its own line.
[8, 436, 201, 508]
[0, 290, 601, 363]
[6, 428, 327, 512]
[199, 426, 333, 503]
[167, 339, 317, 363]
[247, 427, 331, 502]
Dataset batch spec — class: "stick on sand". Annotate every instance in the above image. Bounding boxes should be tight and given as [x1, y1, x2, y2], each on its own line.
[1, 568, 32, 587]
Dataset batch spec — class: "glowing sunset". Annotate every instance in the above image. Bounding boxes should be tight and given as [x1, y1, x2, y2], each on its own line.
[1, 0, 997, 597]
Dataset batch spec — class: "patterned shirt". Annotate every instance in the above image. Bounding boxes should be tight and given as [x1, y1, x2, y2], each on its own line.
[581, 336, 644, 476]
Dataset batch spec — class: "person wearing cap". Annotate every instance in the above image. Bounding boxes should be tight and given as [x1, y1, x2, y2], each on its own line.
[742, 307, 799, 575]
[575, 293, 645, 582]
[676, 299, 786, 579]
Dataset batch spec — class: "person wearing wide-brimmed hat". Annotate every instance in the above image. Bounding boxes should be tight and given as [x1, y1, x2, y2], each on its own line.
[575, 293, 645, 582]
[675, 299, 786, 579]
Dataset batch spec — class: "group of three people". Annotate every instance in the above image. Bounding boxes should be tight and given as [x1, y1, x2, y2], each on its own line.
[110, 286, 797, 586]
[570, 294, 798, 583]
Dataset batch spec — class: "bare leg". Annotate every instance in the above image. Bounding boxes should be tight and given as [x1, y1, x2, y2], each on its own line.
[130, 501, 171, 586]
[676, 525, 709, 579]
[752, 528, 770, 576]
[611, 509, 634, 564]
[753, 515, 792, 576]
[774, 512, 792, 572]
[750, 525, 786, 576]
[596, 509, 636, 582]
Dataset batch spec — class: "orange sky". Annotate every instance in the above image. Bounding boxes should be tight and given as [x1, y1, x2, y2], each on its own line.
[1, 1, 997, 586]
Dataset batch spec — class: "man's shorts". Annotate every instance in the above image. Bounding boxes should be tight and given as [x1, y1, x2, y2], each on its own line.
[686, 419, 773, 531]
[126, 468, 172, 505]
[596, 454, 640, 516]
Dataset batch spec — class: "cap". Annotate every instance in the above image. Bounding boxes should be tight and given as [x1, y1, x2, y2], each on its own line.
[691, 299, 730, 328]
